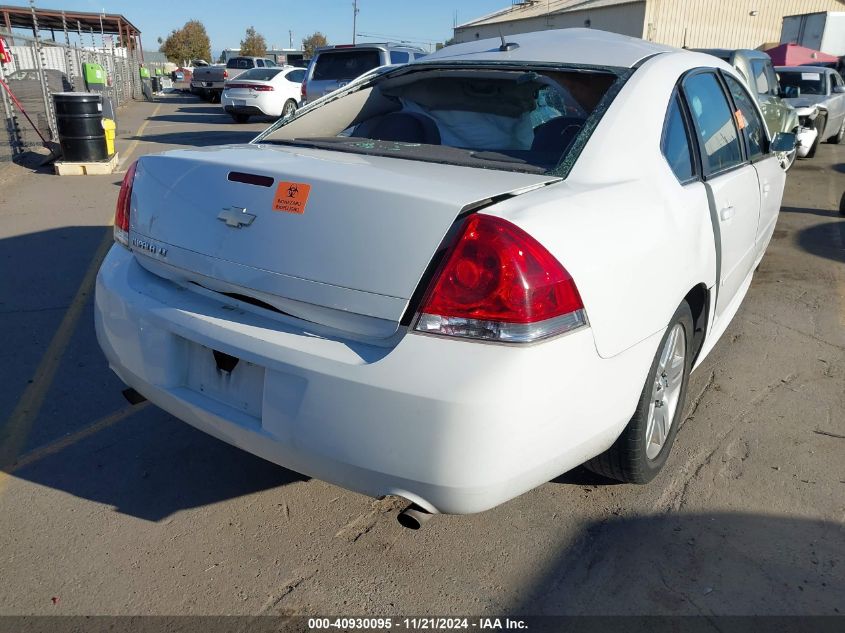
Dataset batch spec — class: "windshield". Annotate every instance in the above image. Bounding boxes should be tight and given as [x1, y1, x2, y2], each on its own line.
[258, 66, 620, 175]
[312, 50, 382, 81]
[778, 71, 826, 96]
[237, 68, 282, 81]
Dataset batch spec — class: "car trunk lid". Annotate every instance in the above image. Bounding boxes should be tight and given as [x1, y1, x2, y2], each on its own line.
[130, 144, 557, 335]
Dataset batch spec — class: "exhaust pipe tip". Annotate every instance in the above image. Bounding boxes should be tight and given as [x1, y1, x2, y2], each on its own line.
[397, 504, 433, 530]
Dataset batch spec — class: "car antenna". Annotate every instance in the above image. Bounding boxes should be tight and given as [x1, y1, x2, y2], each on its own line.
[499, 29, 519, 52]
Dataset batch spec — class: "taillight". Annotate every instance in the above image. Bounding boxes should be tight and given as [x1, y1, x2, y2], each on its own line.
[223, 69, 229, 79]
[301, 81, 307, 102]
[114, 161, 137, 247]
[414, 214, 586, 343]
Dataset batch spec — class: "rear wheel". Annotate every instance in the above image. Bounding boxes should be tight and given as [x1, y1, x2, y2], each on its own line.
[282, 99, 297, 119]
[828, 118, 844, 144]
[586, 302, 693, 483]
[806, 115, 826, 158]
[231, 113, 249, 123]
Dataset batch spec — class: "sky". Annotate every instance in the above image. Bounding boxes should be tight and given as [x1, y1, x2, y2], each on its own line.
[3, 0, 510, 56]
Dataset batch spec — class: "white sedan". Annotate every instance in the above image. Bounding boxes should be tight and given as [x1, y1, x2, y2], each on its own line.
[221, 66, 305, 122]
[96, 29, 792, 522]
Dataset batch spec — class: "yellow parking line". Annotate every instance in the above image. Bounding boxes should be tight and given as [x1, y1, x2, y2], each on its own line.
[5, 402, 149, 475]
[119, 102, 162, 168]
[0, 102, 163, 497]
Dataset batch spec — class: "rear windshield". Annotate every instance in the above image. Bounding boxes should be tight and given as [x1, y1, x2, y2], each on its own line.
[238, 68, 282, 81]
[312, 50, 381, 81]
[259, 67, 620, 175]
[226, 58, 255, 69]
[777, 70, 825, 95]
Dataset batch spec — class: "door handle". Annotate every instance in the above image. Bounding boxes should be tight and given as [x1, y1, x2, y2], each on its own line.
[762, 182, 771, 195]
[719, 206, 735, 221]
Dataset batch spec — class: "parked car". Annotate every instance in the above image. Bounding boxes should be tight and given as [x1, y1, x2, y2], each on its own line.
[302, 42, 425, 104]
[98, 29, 792, 519]
[776, 66, 845, 156]
[694, 48, 804, 169]
[222, 66, 305, 122]
[191, 57, 280, 102]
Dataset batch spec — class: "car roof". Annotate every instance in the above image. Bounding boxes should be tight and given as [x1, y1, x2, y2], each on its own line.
[315, 43, 425, 54]
[775, 65, 831, 73]
[422, 28, 675, 68]
[693, 48, 770, 61]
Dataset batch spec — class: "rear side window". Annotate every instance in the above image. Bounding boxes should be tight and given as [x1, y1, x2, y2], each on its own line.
[390, 51, 410, 64]
[724, 74, 767, 160]
[256, 59, 265, 67]
[661, 95, 695, 183]
[750, 60, 770, 95]
[312, 50, 381, 81]
[285, 69, 306, 83]
[684, 72, 744, 175]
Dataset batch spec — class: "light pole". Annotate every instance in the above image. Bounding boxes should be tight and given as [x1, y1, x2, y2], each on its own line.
[352, 0, 359, 44]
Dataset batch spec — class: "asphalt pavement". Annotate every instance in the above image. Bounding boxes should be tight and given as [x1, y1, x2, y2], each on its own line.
[0, 92, 843, 617]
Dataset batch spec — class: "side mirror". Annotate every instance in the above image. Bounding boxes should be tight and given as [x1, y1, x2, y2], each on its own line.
[771, 132, 797, 153]
[833, 85, 845, 94]
[782, 85, 800, 98]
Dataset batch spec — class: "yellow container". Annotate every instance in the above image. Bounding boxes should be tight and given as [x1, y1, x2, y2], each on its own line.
[102, 118, 116, 156]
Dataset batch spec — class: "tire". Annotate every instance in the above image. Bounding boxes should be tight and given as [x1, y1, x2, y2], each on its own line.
[828, 118, 844, 144]
[806, 115, 825, 158]
[231, 113, 250, 123]
[282, 99, 297, 119]
[586, 301, 694, 483]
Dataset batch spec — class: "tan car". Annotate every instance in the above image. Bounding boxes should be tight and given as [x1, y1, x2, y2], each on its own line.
[695, 49, 803, 170]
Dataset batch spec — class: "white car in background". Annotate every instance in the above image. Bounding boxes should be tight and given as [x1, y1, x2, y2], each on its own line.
[96, 29, 793, 524]
[222, 66, 306, 122]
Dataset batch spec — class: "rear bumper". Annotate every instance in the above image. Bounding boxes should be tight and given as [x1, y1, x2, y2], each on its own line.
[95, 246, 658, 514]
[223, 104, 266, 116]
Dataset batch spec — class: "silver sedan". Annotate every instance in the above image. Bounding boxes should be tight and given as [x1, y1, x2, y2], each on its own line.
[777, 65, 845, 156]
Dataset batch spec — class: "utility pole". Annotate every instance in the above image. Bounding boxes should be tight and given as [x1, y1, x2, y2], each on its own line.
[289, 29, 293, 49]
[352, 0, 359, 44]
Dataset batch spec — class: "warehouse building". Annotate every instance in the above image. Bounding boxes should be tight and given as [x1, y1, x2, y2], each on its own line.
[454, 0, 845, 50]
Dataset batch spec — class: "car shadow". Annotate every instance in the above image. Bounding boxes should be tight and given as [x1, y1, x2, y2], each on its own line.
[780, 206, 842, 219]
[7, 405, 308, 522]
[795, 220, 845, 264]
[505, 512, 844, 616]
[552, 465, 622, 486]
[0, 226, 307, 522]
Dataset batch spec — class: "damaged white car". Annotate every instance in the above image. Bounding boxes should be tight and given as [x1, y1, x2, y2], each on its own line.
[96, 29, 793, 521]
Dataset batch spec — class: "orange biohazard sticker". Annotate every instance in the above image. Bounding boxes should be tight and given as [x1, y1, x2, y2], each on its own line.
[273, 181, 311, 214]
[734, 109, 747, 130]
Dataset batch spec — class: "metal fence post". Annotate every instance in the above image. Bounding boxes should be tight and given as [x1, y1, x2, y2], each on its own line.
[0, 59, 25, 161]
[61, 11, 76, 91]
[28, 0, 58, 141]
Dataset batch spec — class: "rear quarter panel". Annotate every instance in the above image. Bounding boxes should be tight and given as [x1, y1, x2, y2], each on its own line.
[486, 52, 719, 359]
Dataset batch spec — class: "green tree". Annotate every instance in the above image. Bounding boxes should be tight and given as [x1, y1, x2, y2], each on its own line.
[159, 20, 212, 64]
[437, 36, 456, 50]
[240, 26, 267, 57]
[301, 32, 328, 59]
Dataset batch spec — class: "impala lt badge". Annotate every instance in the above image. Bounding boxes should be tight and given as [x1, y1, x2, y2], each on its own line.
[218, 207, 256, 228]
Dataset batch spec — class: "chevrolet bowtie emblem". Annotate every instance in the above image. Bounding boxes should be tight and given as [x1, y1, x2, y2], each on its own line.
[218, 207, 256, 228]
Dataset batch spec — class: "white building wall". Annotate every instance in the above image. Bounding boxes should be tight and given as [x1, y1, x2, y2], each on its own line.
[454, 3, 647, 43]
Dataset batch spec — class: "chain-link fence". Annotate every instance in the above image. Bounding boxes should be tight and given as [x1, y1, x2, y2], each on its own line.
[0, 30, 168, 166]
